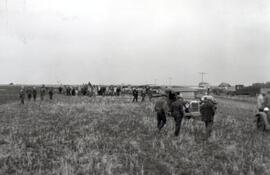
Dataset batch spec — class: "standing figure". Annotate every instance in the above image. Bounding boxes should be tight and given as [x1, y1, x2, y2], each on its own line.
[257, 92, 266, 112]
[146, 87, 152, 101]
[141, 89, 146, 102]
[19, 86, 25, 104]
[72, 88, 76, 96]
[32, 87, 37, 101]
[67, 86, 71, 96]
[40, 85, 46, 101]
[49, 88, 54, 100]
[116, 87, 121, 96]
[154, 96, 169, 131]
[58, 86, 63, 94]
[26, 88, 32, 101]
[263, 91, 270, 109]
[171, 96, 184, 136]
[200, 98, 217, 138]
[132, 89, 139, 102]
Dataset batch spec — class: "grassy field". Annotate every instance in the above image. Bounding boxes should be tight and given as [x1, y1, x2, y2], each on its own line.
[0, 95, 270, 175]
[0, 85, 21, 105]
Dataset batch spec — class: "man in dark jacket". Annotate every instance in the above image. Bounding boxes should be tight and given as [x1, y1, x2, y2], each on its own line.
[141, 89, 146, 102]
[32, 87, 37, 101]
[40, 85, 46, 101]
[132, 89, 138, 102]
[58, 86, 63, 94]
[200, 98, 217, 138]
[26, 88, 32, 101]
[155, 96, 169, 131]
[171, 96, 184, 136]
[19, 86, 25, 104]
[49, 88, 54, 100]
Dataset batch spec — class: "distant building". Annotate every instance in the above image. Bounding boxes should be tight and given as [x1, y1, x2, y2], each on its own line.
[198, 82, 210, 89]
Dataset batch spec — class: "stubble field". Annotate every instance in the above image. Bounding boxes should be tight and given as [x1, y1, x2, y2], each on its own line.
[0, 95, 270, 175]
[0, 85, 21, 105]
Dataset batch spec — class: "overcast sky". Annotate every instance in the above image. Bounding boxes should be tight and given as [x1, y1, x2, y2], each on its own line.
[0, 0, 270, 85]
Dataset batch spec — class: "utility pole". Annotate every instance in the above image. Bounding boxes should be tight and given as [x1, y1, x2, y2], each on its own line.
[198, 72, 207, 82]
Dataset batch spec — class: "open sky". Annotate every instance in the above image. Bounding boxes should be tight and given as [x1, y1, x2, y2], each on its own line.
[0, 0, 270, 85]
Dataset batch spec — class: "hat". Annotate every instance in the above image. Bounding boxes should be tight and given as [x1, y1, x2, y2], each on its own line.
[264, 107, 269, 112]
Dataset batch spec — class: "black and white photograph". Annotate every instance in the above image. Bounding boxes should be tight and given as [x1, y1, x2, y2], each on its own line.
[0, 0, 270, 174]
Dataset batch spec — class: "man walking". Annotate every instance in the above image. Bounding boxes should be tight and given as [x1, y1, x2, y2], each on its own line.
[132, 88, 139, 102]
[154, 95, 169, 131]
[171, 95, 184, 136]
[200, 97, 217, 138]
[49, 88, 54, 100]
[40, 85, 46, 101]
[141, 89, 146, 102]
[19, 86, 25, 104]
[32, 87, 37, 101]
[146, 87, 152, 101]
[26, 88, 32, 101]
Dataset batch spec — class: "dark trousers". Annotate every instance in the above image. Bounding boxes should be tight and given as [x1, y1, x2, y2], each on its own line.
[132, 95, 138, 102]
[204, 120, 214, 138]
[141, 96, 145, 102]
[173, 114, 183, 136]
[20, 98, 24, 104]
[49, 94, 53, 100]
[27, 94, 32, 101]
[33, 94, 36, 101]
[157, 111, 167, 130]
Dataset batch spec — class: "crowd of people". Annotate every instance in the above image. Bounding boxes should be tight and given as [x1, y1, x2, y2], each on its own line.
[18, 83, 219, 139]
[19, 85, 53, 104]
[18, 83, 153, 104]
[17, 82, 270, 140]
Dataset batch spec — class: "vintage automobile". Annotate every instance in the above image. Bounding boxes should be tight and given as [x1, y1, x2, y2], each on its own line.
[161, 87, 202, 120]
[183, 100, 201, 120]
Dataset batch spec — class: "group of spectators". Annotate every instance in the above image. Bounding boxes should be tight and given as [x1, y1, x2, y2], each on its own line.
[132, 87, 152, 102]
[19, 85, 54, 104]
[58, 84, 123, 97]
[19, 83, 128, 104]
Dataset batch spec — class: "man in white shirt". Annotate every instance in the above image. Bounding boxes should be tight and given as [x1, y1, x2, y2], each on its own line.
[257, 92, 266, 112]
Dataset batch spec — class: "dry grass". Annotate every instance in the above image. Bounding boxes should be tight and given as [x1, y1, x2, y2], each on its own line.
[0, 95, 270, 175]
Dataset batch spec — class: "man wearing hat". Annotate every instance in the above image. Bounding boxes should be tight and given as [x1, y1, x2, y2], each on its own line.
[171, 94, 185, 136]
[40, 85, 46, 101]
[19, 86, 25, 104]
[154, 95, 169, 131]
[200, 97, 216, 138]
